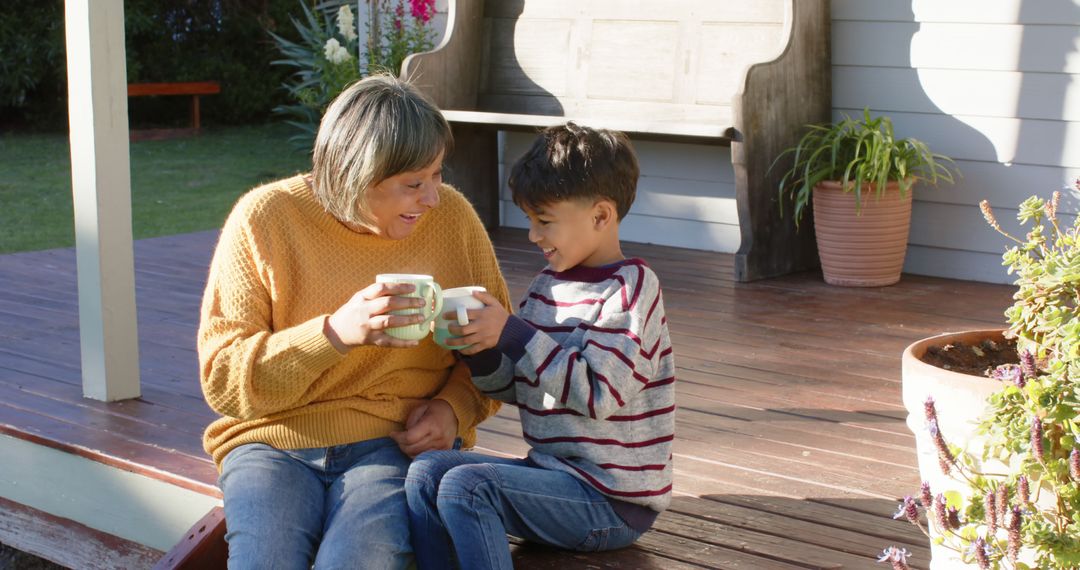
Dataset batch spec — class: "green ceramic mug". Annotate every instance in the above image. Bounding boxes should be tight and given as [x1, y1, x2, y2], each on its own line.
[433, 286, 486, 350]
[375, 273, 443, 341]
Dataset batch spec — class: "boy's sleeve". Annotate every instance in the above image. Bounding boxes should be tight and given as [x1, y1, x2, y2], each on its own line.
[501, 267, 670, 420]
[463, 351, 520, 403]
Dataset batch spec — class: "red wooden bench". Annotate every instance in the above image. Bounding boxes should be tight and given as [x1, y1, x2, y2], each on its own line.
[127, 81, 221, 141]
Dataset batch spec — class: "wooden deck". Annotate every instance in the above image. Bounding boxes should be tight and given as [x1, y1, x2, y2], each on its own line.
[0, 228, 1014, 569]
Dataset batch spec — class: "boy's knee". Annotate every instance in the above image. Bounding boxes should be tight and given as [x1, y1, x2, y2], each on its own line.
[405, 450, 461, 498]
[437, 464, 500, 506]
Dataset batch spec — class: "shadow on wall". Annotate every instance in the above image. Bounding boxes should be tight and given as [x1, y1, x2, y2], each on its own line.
[852, 0, 1080, 282]
[909, 1, 1080, 212]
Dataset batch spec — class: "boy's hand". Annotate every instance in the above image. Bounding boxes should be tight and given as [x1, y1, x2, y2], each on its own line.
[444, 290, 509, 355]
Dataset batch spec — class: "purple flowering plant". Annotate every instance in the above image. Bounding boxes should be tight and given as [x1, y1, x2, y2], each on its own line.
[889, 185, 1080, 569]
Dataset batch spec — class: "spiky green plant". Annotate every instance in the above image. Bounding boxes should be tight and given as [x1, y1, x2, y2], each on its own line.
[773, 108, 958, 226]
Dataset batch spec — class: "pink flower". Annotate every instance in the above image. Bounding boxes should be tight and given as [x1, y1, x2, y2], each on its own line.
[877, 547, 912, 570]
[984, 489, 997, 536]
[409, 0, 435, 23]
[893, 496, 919, 525]
[1032, 416, 1045, 465]
[1017, 475, 1030, 504]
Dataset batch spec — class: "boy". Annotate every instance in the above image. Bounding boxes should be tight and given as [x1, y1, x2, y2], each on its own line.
[405, 122, 676, 569]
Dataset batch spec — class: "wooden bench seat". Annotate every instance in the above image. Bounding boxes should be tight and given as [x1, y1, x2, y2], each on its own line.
[402, 0, 830, 281]
[440, 109, 737, 141]
[127, 81, 221, 140]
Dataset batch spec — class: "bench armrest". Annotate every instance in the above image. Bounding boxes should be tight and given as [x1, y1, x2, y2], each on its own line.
[401, 0, 484, 109]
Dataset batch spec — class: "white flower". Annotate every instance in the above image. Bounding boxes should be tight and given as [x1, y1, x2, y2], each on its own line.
[323, 37, 352, 64]
[337, 5, 358, 42]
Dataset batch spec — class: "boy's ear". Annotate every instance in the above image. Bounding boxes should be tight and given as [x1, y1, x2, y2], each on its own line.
[592, 200, 617, 230]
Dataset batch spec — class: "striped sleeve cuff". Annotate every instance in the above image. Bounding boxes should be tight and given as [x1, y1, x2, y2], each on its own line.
[495, 315, 537, 361]
[462, 349, 503, 377]
[436, 361, 497, 432]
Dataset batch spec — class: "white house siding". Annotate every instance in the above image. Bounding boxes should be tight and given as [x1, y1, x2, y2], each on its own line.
[833, 0, 1080, 284]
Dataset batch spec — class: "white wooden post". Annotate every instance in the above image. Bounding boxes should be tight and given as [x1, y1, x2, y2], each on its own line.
[358, 1, 373, 75]
[65, 0, 141, 401]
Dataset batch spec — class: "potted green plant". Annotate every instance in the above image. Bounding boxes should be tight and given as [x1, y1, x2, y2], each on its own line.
[773, 108, 958, 287]
[889, 187, 1080, 569]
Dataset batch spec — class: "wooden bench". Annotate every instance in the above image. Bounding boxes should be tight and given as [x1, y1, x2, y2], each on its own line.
[127, 81, 221, 141]
[401, 0, 830, 282]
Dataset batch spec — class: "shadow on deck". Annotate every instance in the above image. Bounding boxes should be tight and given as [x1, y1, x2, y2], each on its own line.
[0, 228, 1013, 568]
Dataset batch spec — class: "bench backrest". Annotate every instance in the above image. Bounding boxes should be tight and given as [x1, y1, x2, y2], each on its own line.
[474, 0, 788, 127]
[403, 0, 831, 282]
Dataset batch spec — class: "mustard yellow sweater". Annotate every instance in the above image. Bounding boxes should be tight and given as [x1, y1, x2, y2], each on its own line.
[198, 175, 509, 468]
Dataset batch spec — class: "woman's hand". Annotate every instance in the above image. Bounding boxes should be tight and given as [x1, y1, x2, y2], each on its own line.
[390, 399, 459, 457]
[324, 282, 427, 351]
[444, 290, 510, 356]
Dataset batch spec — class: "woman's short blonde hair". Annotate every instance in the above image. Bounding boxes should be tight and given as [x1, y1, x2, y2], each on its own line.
[310, 74, 452, 226]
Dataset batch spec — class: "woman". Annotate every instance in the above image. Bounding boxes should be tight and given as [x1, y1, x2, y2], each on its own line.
[197, 74, 510, 569]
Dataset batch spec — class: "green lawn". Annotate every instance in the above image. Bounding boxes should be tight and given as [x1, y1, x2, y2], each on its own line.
[0, 123, 311, 254]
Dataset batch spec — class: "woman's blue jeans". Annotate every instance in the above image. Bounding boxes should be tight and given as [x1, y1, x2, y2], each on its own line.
[218, 437, 414, 569]
[405, 450, 641, 570]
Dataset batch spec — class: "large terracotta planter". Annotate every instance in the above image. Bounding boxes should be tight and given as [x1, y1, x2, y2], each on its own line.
[812, 180, 912, 287]
[901, 329, 1008, 569]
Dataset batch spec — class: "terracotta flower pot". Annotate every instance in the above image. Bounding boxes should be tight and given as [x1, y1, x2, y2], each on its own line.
[812, 180, 912, 287]
[901, 329, 1010, 569]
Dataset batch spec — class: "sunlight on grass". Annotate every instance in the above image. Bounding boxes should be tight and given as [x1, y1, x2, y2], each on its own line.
[0, 124, 311, 253]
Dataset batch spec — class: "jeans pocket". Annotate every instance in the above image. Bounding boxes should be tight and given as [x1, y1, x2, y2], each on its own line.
[576, 527, 611, 552]
[576, 524, 642, 552]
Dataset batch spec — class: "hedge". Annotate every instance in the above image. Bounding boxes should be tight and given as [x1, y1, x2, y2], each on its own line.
[0, 0, 307, 130]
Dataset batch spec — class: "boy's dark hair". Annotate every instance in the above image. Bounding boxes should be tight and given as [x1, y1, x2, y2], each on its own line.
[508, 122, 639, 220]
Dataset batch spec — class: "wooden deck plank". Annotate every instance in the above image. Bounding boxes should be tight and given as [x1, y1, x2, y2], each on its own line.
[0, 228, 1013, 568]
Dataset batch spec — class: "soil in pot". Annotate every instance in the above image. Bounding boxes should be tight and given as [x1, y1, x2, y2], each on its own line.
[917, 337, 1018, 376]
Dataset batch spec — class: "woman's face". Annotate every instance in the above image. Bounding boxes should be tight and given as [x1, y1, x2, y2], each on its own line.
[361, 152, 444, 240]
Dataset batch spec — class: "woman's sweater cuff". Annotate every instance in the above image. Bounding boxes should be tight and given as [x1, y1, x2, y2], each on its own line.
[290, 315, 347, 374]
[436, 363, 491, 432]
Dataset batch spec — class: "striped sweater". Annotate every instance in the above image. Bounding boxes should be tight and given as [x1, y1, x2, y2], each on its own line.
[465, 258, 676, 516]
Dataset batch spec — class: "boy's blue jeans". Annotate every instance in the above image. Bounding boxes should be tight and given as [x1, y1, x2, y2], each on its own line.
[405, 450, 642, 570]
[218, 437, 414, 569]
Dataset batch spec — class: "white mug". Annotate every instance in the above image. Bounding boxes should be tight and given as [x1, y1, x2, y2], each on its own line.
[433, 286, 486, 350]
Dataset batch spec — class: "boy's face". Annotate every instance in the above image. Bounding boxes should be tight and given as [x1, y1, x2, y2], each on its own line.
[523, 199, 610, 272]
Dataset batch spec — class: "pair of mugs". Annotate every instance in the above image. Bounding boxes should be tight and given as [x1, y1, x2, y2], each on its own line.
[375, 274, 484, 350]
